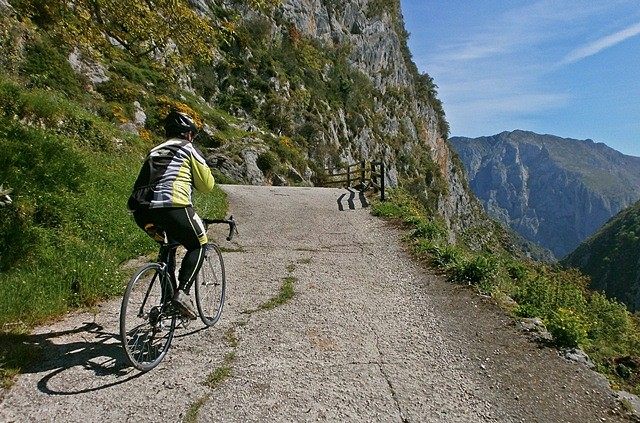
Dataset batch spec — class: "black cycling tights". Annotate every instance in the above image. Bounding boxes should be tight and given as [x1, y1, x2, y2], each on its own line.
[134, 206, 208, 293]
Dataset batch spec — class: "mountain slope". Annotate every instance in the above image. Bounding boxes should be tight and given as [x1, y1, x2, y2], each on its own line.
[450, 130, 640, 259]
[562, 200, 640, 311]
[0, 0, 525, 264]
[1, 0, 523, 326]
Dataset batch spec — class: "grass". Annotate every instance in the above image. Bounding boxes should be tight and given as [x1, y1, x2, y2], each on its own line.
[202, 352, 236, 389]
[256, 276, 297, 312]
[243, 273, 297, 315]
[0, 75, 229, 389]
[183, 394, 211, 423]
[186, 353, 235, 421]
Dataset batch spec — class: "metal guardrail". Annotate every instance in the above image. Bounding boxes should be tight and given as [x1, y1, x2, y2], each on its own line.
[316, 160, 385, 201]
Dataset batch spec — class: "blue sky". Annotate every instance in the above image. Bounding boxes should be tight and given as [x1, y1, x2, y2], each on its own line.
[399, 1, 640, 157]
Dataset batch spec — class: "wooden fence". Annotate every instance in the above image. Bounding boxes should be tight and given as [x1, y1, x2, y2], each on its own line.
[316, 160, 385, 200]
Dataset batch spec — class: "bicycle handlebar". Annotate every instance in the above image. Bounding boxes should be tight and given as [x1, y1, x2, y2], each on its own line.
[203, 216, 238, 241]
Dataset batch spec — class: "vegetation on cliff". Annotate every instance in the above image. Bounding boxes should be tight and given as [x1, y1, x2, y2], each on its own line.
[0, 0, 453, 327]
[563, 200, 640, 313]
[0, 0, 452, 385]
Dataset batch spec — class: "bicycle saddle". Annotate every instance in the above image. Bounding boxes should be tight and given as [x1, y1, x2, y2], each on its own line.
[144, 223, 167, 243]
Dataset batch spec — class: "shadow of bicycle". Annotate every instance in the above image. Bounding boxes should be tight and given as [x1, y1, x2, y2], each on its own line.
[1, 316, 215, 396]
[1, 321, 145, 396]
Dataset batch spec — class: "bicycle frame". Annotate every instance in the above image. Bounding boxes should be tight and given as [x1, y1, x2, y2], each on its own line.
[138, 245, 179, 321]
[121, 215, 237, 371]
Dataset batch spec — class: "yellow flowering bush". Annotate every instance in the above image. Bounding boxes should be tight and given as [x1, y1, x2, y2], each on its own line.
[547, 307, 591, 348]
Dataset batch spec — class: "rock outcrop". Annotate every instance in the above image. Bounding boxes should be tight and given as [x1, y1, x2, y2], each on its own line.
[240, 0, 479, 237]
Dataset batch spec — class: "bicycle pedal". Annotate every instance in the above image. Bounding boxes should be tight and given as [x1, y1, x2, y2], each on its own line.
[177, 316, 192, 328]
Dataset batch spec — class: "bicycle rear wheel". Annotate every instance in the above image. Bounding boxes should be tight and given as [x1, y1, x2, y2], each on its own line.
[195, 242, 226, 326]
[120, 263, 176, 371]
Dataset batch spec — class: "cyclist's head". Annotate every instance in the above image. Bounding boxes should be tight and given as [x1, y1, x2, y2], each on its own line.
[165, 111, 198, 140]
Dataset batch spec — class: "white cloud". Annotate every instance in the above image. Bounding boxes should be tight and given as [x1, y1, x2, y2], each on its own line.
[562, 21, 640, 64]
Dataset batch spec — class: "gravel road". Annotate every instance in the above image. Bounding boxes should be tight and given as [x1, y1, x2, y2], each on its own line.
[0, 185, 635, 422]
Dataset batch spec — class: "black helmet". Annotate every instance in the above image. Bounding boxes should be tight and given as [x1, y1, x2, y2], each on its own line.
[164, 111, 198, 139]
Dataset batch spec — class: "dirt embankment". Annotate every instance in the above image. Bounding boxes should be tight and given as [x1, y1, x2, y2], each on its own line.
[0, 185, 636, 422]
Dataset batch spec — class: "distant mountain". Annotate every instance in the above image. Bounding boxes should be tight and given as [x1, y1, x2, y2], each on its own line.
[449, 130, 640, 259]
[562, 200, 640, 311]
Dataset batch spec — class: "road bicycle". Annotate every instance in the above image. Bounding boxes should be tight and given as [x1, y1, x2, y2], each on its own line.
[120, 217, 237, 371]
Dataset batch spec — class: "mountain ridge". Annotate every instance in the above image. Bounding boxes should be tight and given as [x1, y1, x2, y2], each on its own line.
[562, 199, 640, 311]
[449, 130, 640, 259]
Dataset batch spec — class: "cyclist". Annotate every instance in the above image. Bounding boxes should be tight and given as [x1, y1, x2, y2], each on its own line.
[127, 111, 215, 319]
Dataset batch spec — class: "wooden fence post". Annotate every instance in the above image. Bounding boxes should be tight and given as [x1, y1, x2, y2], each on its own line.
[371, 162, 377, 186]
[380, 161, 385, 201]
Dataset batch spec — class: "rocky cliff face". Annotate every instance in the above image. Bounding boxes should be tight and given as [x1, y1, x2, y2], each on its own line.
[262, 0, 478, 236]
[450, 131, 640, 259]
[0, 0, 489, 245]
[194, 0, 481, 238]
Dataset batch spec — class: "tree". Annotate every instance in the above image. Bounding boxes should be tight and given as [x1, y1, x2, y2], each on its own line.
[12, 0, 229, 65]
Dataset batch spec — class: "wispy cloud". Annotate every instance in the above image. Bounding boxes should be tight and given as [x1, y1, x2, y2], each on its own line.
[402, 0, 640, 152]
[562, 21, 640, 64]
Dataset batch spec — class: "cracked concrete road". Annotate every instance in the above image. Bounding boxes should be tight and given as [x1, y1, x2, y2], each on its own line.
[0, 185, 631, 422]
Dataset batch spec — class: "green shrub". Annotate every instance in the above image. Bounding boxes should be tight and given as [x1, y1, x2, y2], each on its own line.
[512, 274, 556, 317]
[514, 303, 541, 319]
[19, 37, 84, 100]
[450, 254, 499, 293]
[257, 151, 279, 175]
[0, 77, 119, 151]
[211, 114, 230, 131]
[546, 307, 591, 348]
[409, 220, 446, 242]
[506, 260, 530, 282]
[411, 239, 463, 274]
[263, 135, 307, 171]
[109, 60, 167, 88]
[96, 78, 142, 103]
[586, 292, 636, 356]
[371, 201, 404, 218]
[0, 121, 87, 269]
[0, 79, 24, 117]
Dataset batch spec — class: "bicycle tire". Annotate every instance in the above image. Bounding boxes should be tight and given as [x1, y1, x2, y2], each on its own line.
[195, 242, 226, 326]
[120, 263, 176, 371]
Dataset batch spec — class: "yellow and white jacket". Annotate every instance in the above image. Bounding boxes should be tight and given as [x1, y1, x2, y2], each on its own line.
[128, 138, 214, 211]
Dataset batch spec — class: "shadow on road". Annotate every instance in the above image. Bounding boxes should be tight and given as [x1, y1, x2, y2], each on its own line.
[337, 188, 369, 211]
[1, 321, 144, 396]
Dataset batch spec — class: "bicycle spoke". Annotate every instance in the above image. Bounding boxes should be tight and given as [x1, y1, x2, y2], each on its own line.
[120, 264, 176, 371]
[121, 226, 234, 369]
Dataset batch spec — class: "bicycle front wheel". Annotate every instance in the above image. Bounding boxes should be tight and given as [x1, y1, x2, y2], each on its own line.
[120, 263, 176, 371]
[195, 243, 226, 326]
